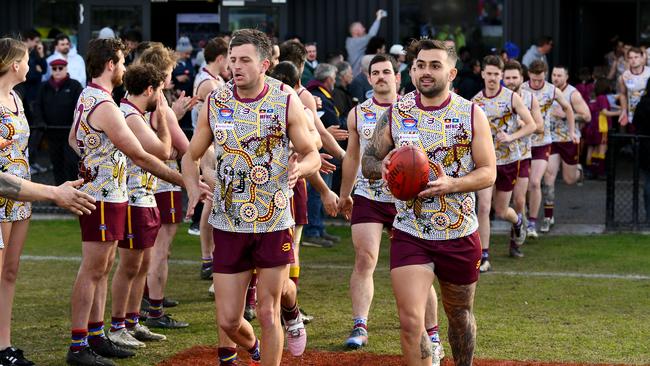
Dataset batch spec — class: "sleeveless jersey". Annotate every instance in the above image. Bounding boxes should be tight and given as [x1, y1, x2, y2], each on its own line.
[522, 81, 555, 147]
[390, 91, 477, 241]
[207, 81, 294, 233]
[353, 97, 394, 202]
[622, 67, 650, 123]
[156, 93, 182, 194]
[518, 89, 535, 159]
[471, 86, 522, 165]
[192, 67, 223, 127]
[549, 84, 578, 142]
[120, 100, 157, 207]
[74, 83, 127, 203]
[0, 90, 31, 221]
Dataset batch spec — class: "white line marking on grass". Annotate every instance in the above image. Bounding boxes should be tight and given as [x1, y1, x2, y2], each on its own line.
[22, 255, 650, 280]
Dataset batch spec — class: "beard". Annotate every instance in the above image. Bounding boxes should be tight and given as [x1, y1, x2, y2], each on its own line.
[416, 77, 447, 98]
[111, 70, 123, 88]
[145, 98, 157, 112]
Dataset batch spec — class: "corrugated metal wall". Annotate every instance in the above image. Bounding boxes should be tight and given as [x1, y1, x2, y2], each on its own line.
[286, 0, 400, 60]
[0, 0, 34, 38]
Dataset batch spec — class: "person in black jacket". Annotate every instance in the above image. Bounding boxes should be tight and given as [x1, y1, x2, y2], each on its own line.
[633, 77, 650, 222]
[33, 58, 83, 185]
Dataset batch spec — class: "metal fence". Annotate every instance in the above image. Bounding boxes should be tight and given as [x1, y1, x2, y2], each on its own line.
[606, 133, 650, 231]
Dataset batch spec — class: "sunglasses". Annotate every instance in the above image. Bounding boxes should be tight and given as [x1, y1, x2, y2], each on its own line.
[52, 66, 66, 71]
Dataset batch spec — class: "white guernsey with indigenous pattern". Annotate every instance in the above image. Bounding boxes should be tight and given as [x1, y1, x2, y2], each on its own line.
[74, 83, 127, 203]
[549, 84, 578, 143]
[207, 81, 294, 233]
[390, 91, 477, 241]
[0, 90, 31, 221]
[522, 80, 555, 147]
[518, 89, 535, 159]
[471, 86, 522, 165]
[120, 100, 157, 207]
[354, 97, 394, 202]
[622, 66, 650, 123]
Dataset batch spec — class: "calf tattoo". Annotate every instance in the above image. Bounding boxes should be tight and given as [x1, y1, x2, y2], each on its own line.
[420, 332, 432, 359]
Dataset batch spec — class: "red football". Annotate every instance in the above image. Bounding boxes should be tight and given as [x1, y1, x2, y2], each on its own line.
[386, 145, 430, 201]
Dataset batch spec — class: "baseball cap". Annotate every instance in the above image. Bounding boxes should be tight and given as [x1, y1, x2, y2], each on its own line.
[389, 44, 405, 56]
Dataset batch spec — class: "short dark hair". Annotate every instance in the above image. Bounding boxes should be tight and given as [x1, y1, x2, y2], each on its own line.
[124, 63, 166, 96]
[86, 38, 125, 78]
[22, 29, 40, 41]
[123, 30, 142, 43]
[482, 55, 504, 71]
[536, 36, 553, 47]
[368, 54, 398, 74]
[408, 39, 458, 66]
[504, 60, 524, 76]
[365, 36, 386, 55]
[528, 60, 548, 75]
[230, 28, 273, 62]
[279, 40, 307, 69]
[628, 47, 643, 57]
[594, 78, 611, 96]
[55, 33, 70, 46]
[269, 61, 300, 87]
[204, 37, 228, 63]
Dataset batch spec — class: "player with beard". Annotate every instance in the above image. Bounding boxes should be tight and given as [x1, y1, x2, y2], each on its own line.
[502, 60, 544, 256]
[65, 38, 199, 366]
[182, 29, 320, 365]
[542, 66, 591, 232]
[362, 39, 495, 366]
[471, 56, 535, 267]
[106, 64, 171, 350]
[521, 60, 573, 238]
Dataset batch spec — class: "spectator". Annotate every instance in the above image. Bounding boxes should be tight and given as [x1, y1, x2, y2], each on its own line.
[333, 61, 356, 119]
[585, 78, 619, 180]
[389, 44, 407, 73]
[365, 36, 386, 55]
[97, 27, 115, 39]
[632, 78, 650, 222]
[576, 66, 594, 103]
[17, 29, 47, 112]
[457, 58, 483, 99]
[522, 35, 553, 68]
[305, 63, 343, 245]
[172, 36, 195, 128]
[326, 50, 345, 65]
[123, 30, 142, 66]
[349, 54, 374, 101]
[44, 33, 86, 86]
[32, 58, 82, 185]
[302, 42, 318, 86]
[346, 9, 387, 76]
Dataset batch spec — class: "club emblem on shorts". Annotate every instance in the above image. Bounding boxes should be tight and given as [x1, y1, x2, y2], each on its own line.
[273, 190, 288, 210]
[84, 133, 101, 150]
[249, 165, 269, 185]
[431, 212, 450, 230]
[240, 202, 259, 222]
[282, 242, 291, 252]
[461, 196, 474, 215]
[99, 224, 107, 231]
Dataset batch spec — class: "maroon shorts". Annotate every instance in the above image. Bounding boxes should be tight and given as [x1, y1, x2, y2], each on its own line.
[495, 161, 520, 192]
[118, 206, 161, 250]
[79, 201, 127, 242]
[291, 178, 308, 225]
[551, 141, 579, 165]
[390, 229, 481, 285]
[212, 228, 295, 273]
[518, 158, 531, 179]
[351, 194, 397, 227]
[155, 191, 183, 224]
[531, 144, 552, 161]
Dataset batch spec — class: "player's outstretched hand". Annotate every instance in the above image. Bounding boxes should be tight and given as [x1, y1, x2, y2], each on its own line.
[327, 125, 349, 141]
[320, 153, 336, 174]
[418, 162, 453, 198]
[337, 195, 353, 220]
[198, 180, 214, 202]
[0, 137, 12, 150]
[287, 153, 300, 189]
[54, 179, 96, 215]
[321, 189, 339, 217]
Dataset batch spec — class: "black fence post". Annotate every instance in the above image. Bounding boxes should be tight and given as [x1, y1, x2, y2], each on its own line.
[633, 135, 640, 231]
[605, 132, 616, 231]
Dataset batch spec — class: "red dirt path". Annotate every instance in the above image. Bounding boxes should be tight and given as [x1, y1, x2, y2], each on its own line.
[157, 346, 632, 366]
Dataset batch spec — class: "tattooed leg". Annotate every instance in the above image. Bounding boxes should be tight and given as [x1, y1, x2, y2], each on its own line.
[391, 264, 434, 366]
[439, 279, 477, 366]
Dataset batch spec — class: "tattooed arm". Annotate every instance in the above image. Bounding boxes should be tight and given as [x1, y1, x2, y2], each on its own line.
[0, 173, 95, 215]
[361, 110, 395, 180]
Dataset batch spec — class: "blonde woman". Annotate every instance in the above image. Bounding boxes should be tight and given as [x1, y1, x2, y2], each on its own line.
[0, 37, 34, 366]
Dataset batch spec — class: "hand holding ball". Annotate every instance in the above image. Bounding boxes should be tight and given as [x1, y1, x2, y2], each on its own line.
[385, 145, 430, 201]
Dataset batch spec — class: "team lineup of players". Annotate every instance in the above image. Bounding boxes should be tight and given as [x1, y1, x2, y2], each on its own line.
[2, 28, 647, 366]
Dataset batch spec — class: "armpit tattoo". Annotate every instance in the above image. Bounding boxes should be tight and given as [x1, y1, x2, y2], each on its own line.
[361, 112, 392, 180]
[420, 331, 432, 359]
[0, 173, 22, 200]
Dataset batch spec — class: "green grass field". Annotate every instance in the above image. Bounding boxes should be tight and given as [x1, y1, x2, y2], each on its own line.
[9, 220, 650, 365]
